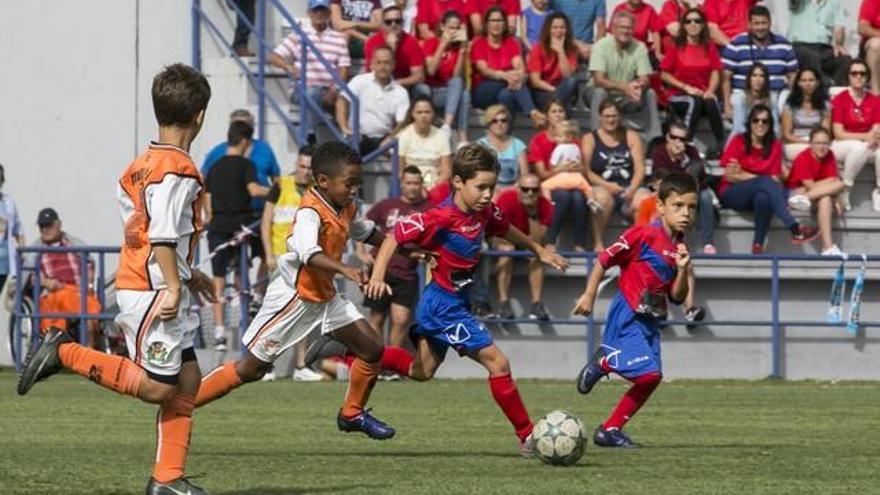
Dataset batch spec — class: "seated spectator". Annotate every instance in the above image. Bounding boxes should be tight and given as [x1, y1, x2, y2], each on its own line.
[719, 104, 818, 254]
[650, 120, 718, 253]
[336, 45, 410, 155]
[589, 11, 662, 141]
[528, 99, 567, 179]
[540, 120, 601, 212]
[395, 96, 452, 187]
[421, 10, 470, 143]
[784, 127, 846, 256]
[549, 0, 605, 60]
[396, 0, 417, 33]
[830, 59, 880, 212]
[859, 0, 880, 94]
[660, 7, 725, 156]
[465, 0, 521, 37]
[0, 163, 24, 293]
[527, 12, 579, 112]
[729, 63, 778, 141]
[476, 104, 527, 191]
[657, 0, 701, 52]
[520, 0, 552, 50]
[329, 0, 382, 58]
[491, 174, 554, 320]
[269, 0, 351, 145]
[704, 0, 759, 46]
[204, 121, 270, 351]
[415, 0, 464, 39]
[610, 0, 661, 52]
[471, 7, 545, 127]
[365, 4, 428, 95]
[583, 98, 652, 250]
[788, 0, 849, 86]
[782, 68, 830, 162]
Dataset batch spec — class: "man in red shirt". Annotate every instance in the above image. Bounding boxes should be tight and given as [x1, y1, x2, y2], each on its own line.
[365, 4, 428, 96]
[491, 174, 554, 320]
[704, 0, 759, 46]
[859, 0, 880, 93]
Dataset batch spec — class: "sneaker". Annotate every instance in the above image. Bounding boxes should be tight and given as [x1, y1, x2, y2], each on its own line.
[821, 244, 844, 257]
[213, 336, 228, 352]
[337, 409, 396, 440]
[261, 370, 276, 382]
[304, 335, 348, 368]
[497, 300, 515, 319]
[293, 366, 324, 382]
[684, 306, 706, 331]
[575, 351, 608, 395]
[702, 244, 717, 255]
[528, 301, 550, 321]
[751, 243, 764, 255]
[519, 433, 536, 458]
[791, 224, 819, 244]
[473, 302, 497, 319]
[873, 188, 880, 212]
[838, 189, 852, 212]
[593, 426, 640, 448]
[146, 476, 211, 495]
[379, 371, 402, 382]
[17, 327, 72, 395]
[787, 194, 811, 212]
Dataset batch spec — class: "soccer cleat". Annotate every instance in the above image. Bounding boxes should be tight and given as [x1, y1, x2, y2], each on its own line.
[304, 335, 348, 368]
[213, 336, 228, 352]
[528, 301, 550, 321]
[292, 366, 324, 382]
[497, 300, 515, 319]
[791, 224, 819, 244]
[519, 433, 536, 458]
[593, 426, 640, 448]
[576, 351, 608, 395]
[684, 306, 706, 331]
[17, 327, 72, 396]
[379, 371, 402, 382]
[337, 409, 396, 440]
[146, 476, 211, 495]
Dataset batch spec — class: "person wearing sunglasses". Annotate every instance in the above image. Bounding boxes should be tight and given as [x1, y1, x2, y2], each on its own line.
[365, 4, 429, 96]
[788, 0, 850, 87]
[656, 0, 701, 49]
[476, 104, 527, 191]
[719, 104, 819, 254]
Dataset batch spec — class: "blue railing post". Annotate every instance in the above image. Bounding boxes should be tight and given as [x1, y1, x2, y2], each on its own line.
[770, 258, 782, 379]
[257, 0, 267, 141]
[390, 142, 401, 197]
[13, 254, 24, 372]
[78, 252, 89, 345]
[32, 254, 43, 333]
[586, 255, 596, 360]
[192, 0, 202, 71]
[298, 31, 308, 146]
[239, 239, 251, 356]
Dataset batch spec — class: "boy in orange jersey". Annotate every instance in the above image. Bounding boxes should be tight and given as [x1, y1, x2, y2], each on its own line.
[18, 64, 218, 495]
[195, 141, 397, 440]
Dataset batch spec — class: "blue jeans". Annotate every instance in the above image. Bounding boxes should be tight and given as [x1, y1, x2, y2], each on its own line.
[720, 176, 796, 245]
[430, 77, 469, 133]
[698, 188, 717, 246]
[292, 85, 330, 140]
[472, 80, 537, 118]
[531, 76, 578, 112]
[546, 189, 588, 247]
[230, 0, 255, 49]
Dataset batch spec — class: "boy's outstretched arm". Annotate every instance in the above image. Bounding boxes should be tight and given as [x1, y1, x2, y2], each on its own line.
[502, 225, 568, 272]
[573, 262, 606, 316]
[363, 235, 399, 299]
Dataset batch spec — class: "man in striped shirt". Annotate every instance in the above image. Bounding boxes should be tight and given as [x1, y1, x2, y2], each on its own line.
[720, 5, 798, 119]
[269, 0, 351, 144]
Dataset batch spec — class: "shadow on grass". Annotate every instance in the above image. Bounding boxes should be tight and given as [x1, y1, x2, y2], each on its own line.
[203, 450, 519, 459]
[215, 484, 383, 495]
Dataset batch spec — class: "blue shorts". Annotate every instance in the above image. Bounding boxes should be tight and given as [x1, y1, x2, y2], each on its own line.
[601, 293, 663, 378]
[412, 282, 494, 357]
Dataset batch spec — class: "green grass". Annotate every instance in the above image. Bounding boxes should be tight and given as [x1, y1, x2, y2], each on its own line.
[0, 372, 877, 495]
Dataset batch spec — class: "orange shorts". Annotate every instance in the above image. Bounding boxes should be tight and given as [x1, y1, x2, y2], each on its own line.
[39, 284, 101, 331]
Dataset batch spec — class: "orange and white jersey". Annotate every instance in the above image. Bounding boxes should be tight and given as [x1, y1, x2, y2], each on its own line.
[277, 188, 375, 302]
[116, 142, 203, 291]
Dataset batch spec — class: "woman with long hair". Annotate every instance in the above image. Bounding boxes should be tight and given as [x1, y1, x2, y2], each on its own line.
[728, 63, 778, 140]
[395, 95, 452, 187]
[527, 12, 579, 112]
[782, 67, 830, 162]
[421, 10, 470, 143]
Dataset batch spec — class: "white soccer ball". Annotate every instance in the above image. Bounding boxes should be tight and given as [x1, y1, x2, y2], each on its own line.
[532, 410, 587, 466]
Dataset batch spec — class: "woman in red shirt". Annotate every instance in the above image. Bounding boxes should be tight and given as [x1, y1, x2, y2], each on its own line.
[859, 0, 880, 94]
[422, 11, 470, 143]
[660, 8, 725, 157]
[720, 104, 819, 254]
[471, 7, 545, 127]
[527, 12, 579, 114]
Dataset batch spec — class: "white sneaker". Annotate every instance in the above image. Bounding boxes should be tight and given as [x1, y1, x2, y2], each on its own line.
[261, 371, 276, 382]
[440, 123, 452, 139]
[292, 367, 324, 382]
[787, 194, 811, 212]
[872, 188, 880, 212]
[821, 245, 844, 256]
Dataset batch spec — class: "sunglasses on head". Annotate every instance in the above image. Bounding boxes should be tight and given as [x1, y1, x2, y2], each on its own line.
[383, 18, 402, 26]
[519, 186, 539, 193]
[751, 117, 770, 124]
[683, 18, 703, 25]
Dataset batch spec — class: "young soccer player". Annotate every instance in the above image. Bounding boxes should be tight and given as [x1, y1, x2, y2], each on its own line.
[17, 64, 217, 495]
[194, 141, 397, 440]
[573, 172, 698, 448]
[363, 143, 569, 455]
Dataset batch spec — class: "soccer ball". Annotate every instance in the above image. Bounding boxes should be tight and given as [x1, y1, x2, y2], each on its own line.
[531, 410, 586, 466]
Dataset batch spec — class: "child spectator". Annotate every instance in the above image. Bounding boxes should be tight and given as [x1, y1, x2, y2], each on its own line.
[520, 0, 552, 50]
[539, 120, 602, 213]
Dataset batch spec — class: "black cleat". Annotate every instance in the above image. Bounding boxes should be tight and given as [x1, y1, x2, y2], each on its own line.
[576, 351, 607, 395]
[684, 306, 706, 330]
[593, 425, 640, 448]
[146, 476, 211, 495]
[17, 327, 72, 395]
[303, 334, 348, 368]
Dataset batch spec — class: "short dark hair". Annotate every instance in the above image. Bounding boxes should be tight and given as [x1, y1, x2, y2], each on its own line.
[311, 141, 362, 179]
[151, 64, 211, 127]
[227, 120, 254, 146]
[452, 143, 498, 182]
[749, 5, 771, 21]
[298, 144, 317, 158]
[809, 126, 831, 141]
[441, 9, 461, 25]
[402, 165, 422, 176]
[658, 172, 698, 201]
[666, 119, 688, 137]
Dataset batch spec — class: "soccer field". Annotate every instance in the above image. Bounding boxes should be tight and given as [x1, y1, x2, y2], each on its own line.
[1, 372, 877, 495]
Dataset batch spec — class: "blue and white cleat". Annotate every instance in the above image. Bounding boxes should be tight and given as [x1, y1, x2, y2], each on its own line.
[576, 352, 608, 395]
[337, 409, 396, 440]
[593, 426, 640, 448]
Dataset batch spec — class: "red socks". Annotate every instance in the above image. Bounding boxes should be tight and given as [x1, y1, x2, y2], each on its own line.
[602, 372, 662, 430]
[488, 373, 533, 441]
[599, 355, 613, 374]
[379, 346, 414, 377]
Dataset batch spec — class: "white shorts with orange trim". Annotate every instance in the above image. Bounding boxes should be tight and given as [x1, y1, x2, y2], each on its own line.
[115, 288, 198, 377]
[242, 275, 363, 363]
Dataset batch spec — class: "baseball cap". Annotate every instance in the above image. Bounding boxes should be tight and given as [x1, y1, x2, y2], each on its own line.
[308, 0, 331, 10]
[37, 208, 59, 228]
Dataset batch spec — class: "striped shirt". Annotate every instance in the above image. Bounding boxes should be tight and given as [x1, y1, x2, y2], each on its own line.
[721, 32, 798, 91]
[274, 24, 350, 88]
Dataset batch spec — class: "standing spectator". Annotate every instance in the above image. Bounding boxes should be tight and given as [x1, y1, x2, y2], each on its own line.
[782, 67, 831, 162]
[476, 104, 528, 190]
[729, 63, 778, 140]
[329, 0, 382, 58]
[583, 98, 652, 251]
[415, 0, 464, 39]
[719, 104, 818, 254]
[785, 128, 845, 256]
[203, 121, 270, 351]
[589, 11, 662, 141]
[230, 0, 256, 56]
[395, 96, 452, 187]
[549, 0, 605, 60]
[657, 0, 701, 50]
[491, 174, 554, 320]
[704, 0, 759, 46]
[465, 0, 522, 36]
[365, 4, 428, 95]
[421, 10, 470, 143]
[788, 0, 849, 86]
[471, 7, 545, 127]
[0, 164, 24, 292]
[661, 7, 725, 157]
[336, 45, 410, 155]
[859, 0, 880, 94]
[830, 59, 880, 212]
[520, 0, 552, 50]
[358, 166, 431, 347]
[259, 146, 324, 381]
[721, 6, 798, 122]
[269, 0, 351, 145]
[527, 12, 579, 111]
[610, 0, 661, 51]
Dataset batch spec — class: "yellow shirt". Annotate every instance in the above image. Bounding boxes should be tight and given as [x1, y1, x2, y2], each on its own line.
[269, 176, 303, 256]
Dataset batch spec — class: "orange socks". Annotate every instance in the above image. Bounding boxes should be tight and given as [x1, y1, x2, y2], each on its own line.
[341, 358, 379, 418]
[58, 342, 144, 397]
[152, 394, 195, 483]
[195, 361, 243, 408]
